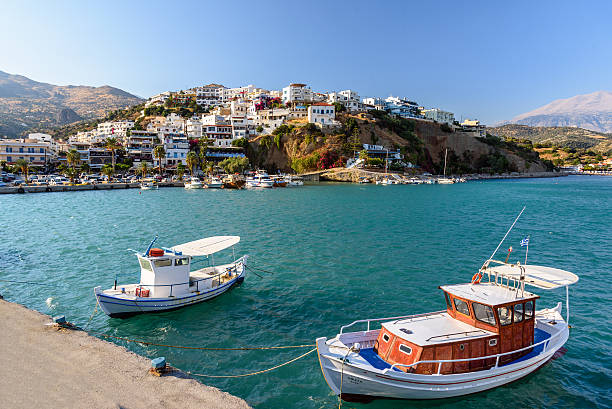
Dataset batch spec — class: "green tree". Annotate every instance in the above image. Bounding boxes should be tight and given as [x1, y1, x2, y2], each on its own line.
[153, 145, 166, 175]
[15, 159, 29, 183]
[219, 157, 249, 174]
[101, 164, 114, 181]
[138, 162, 149, 179]
[66, 149, 81, 181]
[186, 151, 198, 175]
[176, 162, 186, 180]
[80, 163, 91, 174]
[105, 137, 121, 172]
[256, 125, 264, 133]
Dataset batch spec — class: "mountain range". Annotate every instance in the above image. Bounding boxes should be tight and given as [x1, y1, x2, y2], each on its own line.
[504, 90, 612, 133]
[0, 70, 143, 138]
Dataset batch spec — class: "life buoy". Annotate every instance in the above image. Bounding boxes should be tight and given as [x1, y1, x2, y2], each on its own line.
[471, 272, 482, 284]
[149, 248, 164, 257]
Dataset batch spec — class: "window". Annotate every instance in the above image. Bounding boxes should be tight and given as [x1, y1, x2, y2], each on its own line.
[444, 292, 452, 309]
[399, 344, 412, 355]
[497, 306, 513, 325]
[514, 303, 524, 323]
[454, 298, 470, 316]
[175, 257, 189, 266]
[473, 302, 496, 325]
[153, 259, 172, 267]
[139, 258, 152, 271]
[524, 301, 534, 319]
[382, 333, 390, 342]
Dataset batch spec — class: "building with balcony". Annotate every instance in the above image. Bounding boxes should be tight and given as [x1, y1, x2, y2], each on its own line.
[0, 138, 56, 166]
[282, 83, 313, 104]
[421, 108, 455, 125]
[327, 90, 361, 112]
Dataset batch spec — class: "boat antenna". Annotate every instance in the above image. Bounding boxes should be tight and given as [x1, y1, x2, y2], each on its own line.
[145, 235, 159, 257]
[482, 206, 526, 269]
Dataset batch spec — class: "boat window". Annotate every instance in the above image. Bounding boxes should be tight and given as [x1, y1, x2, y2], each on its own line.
[444, 292, 452, 310]
[453, 298, 470, 316]
[153, 259, 172, 267]
[472, 302, 496, 325]
[497, 306, 513, 326]
[175, 257, 190, 266]
[514, 303, 524, 323]
[139, 258, 152, 271]
[524, 300, 534, 319]
[382, 333, 390, 342]
[399, 344, 412, 355]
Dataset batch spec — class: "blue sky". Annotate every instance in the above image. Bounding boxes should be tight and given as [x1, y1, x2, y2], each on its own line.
[1, 0, 611, 124]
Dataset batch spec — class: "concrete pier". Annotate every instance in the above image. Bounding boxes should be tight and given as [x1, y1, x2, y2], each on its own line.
[0, 300, 251, 409]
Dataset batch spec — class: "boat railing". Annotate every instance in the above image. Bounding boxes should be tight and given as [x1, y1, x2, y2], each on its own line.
[135, 256, 246, 297]
[340, 311, 446, 334]
[388, 328, 564, 375]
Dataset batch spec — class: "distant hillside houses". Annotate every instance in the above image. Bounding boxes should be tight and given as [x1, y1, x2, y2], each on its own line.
[0, 81, 488, 171]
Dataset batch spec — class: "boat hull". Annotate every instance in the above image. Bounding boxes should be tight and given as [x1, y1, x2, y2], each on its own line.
[317, 315, 568, 400]
[95, 273, 244, 318]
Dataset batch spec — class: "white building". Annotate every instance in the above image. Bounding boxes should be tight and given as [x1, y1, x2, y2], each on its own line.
[327, 90, 361, 112]
[0, 138, 56, 166]
[145, 91, 172, 107]
[201, 114, 234, 147]
[97, 120, 134, 139]
[461, 119, 487, 137]
[282, 83, 313, 104]
[308, 103, 337, 127]
[159, 133, 189, 167]
[195, 84, 225, 107]
[421, 108, 455, 125]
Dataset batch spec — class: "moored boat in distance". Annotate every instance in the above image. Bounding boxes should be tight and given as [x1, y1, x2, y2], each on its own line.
[94, 236, 247, 317]
[316, 217, 579, 401]
[246, 170, 274, 188]
[285, 175, 304, 186]
[206, 176, 223, 189]
[184, 177, 203, 189]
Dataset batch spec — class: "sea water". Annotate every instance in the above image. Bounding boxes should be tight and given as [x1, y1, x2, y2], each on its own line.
[0, 175, 610, 408]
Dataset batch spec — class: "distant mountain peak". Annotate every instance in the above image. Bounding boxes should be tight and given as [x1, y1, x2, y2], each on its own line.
[506, 91, 612, 133]
[0, 69, 143, 137]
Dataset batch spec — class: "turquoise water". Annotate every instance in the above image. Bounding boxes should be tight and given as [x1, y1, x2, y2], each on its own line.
[0, 176, 610, 408]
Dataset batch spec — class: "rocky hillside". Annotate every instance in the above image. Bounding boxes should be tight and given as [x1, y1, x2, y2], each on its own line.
[489, 124, 612, 154]
[504, 90, 612, 133]
[0, 70, 143, 137]
[249, 112, 552, 175]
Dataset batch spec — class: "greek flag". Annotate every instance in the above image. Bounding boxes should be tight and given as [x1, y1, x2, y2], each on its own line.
[520, 236, 530, 247]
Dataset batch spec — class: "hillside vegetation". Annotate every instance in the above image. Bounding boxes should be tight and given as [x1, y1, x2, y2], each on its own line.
[490, 124, 612, 154]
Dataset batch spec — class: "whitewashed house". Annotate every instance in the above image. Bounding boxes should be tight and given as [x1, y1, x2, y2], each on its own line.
[308, 103, 337, 127]
[282, 83, 313, 104]
[421, 108, 455, 125]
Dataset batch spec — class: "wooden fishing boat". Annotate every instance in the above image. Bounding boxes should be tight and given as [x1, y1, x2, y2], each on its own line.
[94, 236, 247, 317]
[223, 175, 246, 189]
[316, 212, 578, 401]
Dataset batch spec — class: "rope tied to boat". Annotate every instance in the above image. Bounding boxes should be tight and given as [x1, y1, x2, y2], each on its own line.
[187, 348, 316, 378]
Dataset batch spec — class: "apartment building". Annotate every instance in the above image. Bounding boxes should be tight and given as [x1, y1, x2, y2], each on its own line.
[308, 103, 337, 127]
[282, 83, 313, 104]
[201, 114, 233, 147]
[327, 90, 361, 112]
[421, 108, 455, 125]
[0, 138, 55, 166]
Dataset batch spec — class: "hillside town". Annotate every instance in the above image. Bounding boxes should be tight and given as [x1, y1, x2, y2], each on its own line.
[0, 82, 492, 175]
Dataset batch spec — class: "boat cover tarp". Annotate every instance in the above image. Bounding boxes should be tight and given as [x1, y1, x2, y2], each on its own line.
[172, 236, 240, 256]
[485, 264, 579, 289]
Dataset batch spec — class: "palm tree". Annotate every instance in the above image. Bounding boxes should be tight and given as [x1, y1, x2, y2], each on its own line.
[105, 137, 121, 172]
[66, 149, 81, 183]
[15, 159, 29, 183]
[101, 164, 114, 181]
[139, 162, 149, 180]
[186, 151, 198, 176]
[80, 163, 91, 174]
[153, 145, 166, 176]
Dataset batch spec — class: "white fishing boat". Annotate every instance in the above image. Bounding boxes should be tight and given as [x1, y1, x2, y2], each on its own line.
[285, 175, 304, 186]
[316, 211, 579, 402]
[185, 177, 203, 189]
[140, 180, 157, 190]
[206, 176, 223, 189]
[246, 171, 274, 188]
[94, 236, 247, 317]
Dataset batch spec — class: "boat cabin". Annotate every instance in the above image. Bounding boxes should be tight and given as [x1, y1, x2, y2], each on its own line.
[138, 248, 191, 297]
[374, 282, 539, 374]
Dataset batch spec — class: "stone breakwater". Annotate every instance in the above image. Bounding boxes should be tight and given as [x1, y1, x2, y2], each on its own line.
[0, 299, 251, 409]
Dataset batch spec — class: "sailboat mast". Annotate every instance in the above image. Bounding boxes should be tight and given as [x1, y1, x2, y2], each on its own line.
[443, 148, 448, 177]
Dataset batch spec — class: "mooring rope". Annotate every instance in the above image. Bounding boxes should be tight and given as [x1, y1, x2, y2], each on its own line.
[187, 348, 316, 378]
[246, 264, 276, 275]
[244, 265, 264, 278]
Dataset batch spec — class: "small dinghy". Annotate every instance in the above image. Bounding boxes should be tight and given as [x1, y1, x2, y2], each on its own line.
[94, 236, 247, 317]
[316, 211, 578, 402]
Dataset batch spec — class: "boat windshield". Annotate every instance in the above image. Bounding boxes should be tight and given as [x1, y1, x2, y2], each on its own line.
[139, 258, 152, 271]
[472, 302, 496, 325]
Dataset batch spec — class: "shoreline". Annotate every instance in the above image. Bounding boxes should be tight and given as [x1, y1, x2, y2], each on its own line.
[0, 299, 251, 409]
